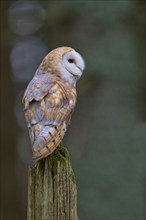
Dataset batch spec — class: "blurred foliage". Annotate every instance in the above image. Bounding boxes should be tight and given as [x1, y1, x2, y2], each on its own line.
[0, 0, 146, 220]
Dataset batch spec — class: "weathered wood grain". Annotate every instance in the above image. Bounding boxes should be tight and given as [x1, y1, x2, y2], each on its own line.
[27, 144, 78, 220]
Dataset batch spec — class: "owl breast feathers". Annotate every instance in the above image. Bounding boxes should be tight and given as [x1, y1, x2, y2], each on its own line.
[22, 47, 85, 161]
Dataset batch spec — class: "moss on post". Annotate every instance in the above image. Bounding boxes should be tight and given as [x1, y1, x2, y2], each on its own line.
[27, 143, 78, 220]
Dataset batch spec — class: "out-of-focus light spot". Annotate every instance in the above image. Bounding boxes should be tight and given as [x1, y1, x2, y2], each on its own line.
[10, 37, 48, 82]
[8, 1, 46, 36]
[17, 133, 32, 165]
[14, 91, 27, 131]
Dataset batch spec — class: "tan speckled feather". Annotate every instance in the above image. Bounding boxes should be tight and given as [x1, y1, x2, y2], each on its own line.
[22, 46, 85, 162]
[40, 47, 73, 77]
[23, 73, 76, 161]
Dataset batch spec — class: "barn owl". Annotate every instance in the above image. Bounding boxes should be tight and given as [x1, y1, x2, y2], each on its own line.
[22, 47, 85, 161]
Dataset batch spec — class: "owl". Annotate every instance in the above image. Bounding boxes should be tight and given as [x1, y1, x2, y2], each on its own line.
[22, 47, 85, 161]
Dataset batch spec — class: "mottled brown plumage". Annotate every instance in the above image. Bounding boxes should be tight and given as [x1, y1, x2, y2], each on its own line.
[22, 47, 85, 161]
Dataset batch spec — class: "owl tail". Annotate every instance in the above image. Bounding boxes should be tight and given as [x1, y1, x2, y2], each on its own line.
[32, 122, 67, 162]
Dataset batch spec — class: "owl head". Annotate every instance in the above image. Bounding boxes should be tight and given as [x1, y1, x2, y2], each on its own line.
[39, 47, 85, 85]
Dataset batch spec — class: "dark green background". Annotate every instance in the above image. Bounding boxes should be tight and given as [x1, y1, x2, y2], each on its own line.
[1, 0, 145, 219]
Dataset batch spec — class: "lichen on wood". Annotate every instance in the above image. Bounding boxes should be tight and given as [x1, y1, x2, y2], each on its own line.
[27, 143, 78, 220]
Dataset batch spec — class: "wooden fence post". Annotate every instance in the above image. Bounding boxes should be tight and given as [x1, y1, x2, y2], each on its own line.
[27, 143, 78, 220]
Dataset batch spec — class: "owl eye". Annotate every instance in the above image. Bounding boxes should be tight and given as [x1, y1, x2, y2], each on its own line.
[68, 59, 74, 63]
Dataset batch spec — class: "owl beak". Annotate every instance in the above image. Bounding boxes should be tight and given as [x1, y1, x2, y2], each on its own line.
[77, 66, 82, 72]
[72, 69, 82, 79]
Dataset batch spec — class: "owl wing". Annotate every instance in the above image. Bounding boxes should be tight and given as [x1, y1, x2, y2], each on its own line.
[22, 72, 53, 105]
[23, 73, 76, 161]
